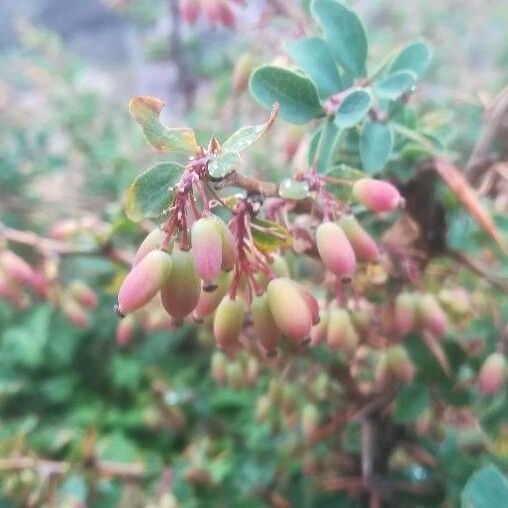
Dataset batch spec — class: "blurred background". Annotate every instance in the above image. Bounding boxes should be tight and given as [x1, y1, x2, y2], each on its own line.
[0, 1, 507, 506]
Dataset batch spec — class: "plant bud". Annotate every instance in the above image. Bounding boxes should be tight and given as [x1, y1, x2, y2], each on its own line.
[191, 217, 223, 290]
[438, 288, 470, 315]
[180, 0, 200, 24]
[210, 215, 237, 272]
[232, 53, 255, 95]
[310, 310, 328, 347]
[339, 215, 380, 262]
[352, 178, 402, 213]
[251, 292, 281, 356]
[395, 292, 417, 335]
[0, 250, 34, 285]
[117, 250, 173, 315]
[213, 295, 245, 349]
[211, 350, 228, 384]
[0, 274, 25, 307]
[301, 404, 319, 438]
[227, 361, 244, 389]
[326, 308, 358, 355]
[315, 222, 356, 282]
[418, 294, 449, 337]
[267, 278, 312, 343]
[62, 299, 89, 329]
[116, 314, 136, 346]
[203, 0, 234, 28]
[478, 353, 506, 395]
[69, 280, 97, 308]
[255, 395, 271, 422]
[50, 219, 78, 240]
[246, 356, 260, 385]
[193, 272, 230, 321]
[161, 249, 201, 322]
[133, 228, 165, 266]
[386, 345, 415, 383]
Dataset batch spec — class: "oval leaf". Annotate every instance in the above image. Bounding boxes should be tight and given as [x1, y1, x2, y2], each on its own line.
[124, 162, 184, 222]
[251, 218, 292, 252]
[278, 178, 310, 200]
[315, 118, 340, 173]
[375, 70, 416, 100]
[311, 0, 368, 78]
[334, 89, 372, 129]
[129, 96, 198, 153]
[285, 37, 344, 99]
[462, 465, 508, 508]
[359, 121, 393, 174]
[390, 40, 432, 78]
[249, 66, 324, 124]
[208, 151, 242, 180]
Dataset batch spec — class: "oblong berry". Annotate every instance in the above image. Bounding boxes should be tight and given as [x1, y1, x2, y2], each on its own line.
[326, 308, 358, 355]
[251, 292, 281, 356]
[213, 295, 245, 349]
[267, 278, 312, 343]
[478, 352, 506, 395]
[210, 215, 237, 272]
[117, 250, 173, 315]
[62, 299, 89, 329]
[352, 178, 401, 213]
[394, 292, 417, 335]
[69, 280, 97, 309]
[386, 345, 415, 383]
[0, 250, 34, 285]
[418, 294, 449, 338]
[193, 272, 231, 321]
[160, 249, 201, 322]
[315, 222, 356, 282]
[133, 228, 166, 266]
[180, 0, 200, 24]
[116, 314, 136, 346]
[339, 215, 380, 262]
[191, 216, 223, 290]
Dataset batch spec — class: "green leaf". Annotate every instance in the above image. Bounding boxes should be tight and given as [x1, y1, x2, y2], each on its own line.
[249, 66, 324, 124]
[124, 162, 183, 222]
[279, 178, 310, 200]
[251, 218, 292, 252]
[311, 0, 368, 78]
[222, 104, 279, 153]
[315, 118, 340, 173]
[393, 384, 430, 423]
[209, 105, 279, 179]
[129, 96, 198, 153]
[359, 121, 393, 174]
[285, 37, 344, 99]
[208, 151, 241, 180]
[462, 465, 508, 508]
[390, 40, 432, 78]
[334, 89, 372, 128]
[375, 70, 416, 100]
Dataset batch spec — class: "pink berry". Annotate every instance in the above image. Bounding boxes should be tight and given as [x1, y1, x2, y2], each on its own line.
[267, 278, 312, 343]
[191, 217, 223, 290]
[117, 250, 173, 315]
[478, 353, 506, 395]
[339, 215, 380, 262]
[315, 222, 356, 282]
[352, 178, 401, 213]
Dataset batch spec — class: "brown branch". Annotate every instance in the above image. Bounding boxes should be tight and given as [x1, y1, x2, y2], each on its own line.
[0, 457, 144, 480]
[214, 170, 279, 197]
[0, 222, 132, 266]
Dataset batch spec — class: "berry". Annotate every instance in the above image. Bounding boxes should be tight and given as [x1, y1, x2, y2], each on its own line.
[352, 178, 402, 213]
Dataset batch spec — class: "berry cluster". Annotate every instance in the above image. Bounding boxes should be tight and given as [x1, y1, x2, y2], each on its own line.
[180, 0, 239, 28]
